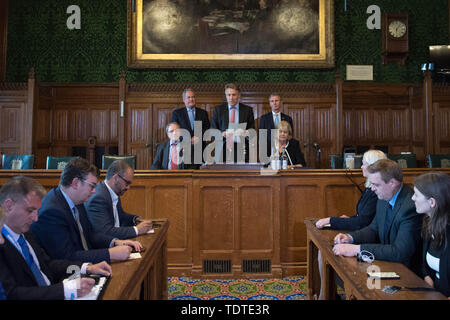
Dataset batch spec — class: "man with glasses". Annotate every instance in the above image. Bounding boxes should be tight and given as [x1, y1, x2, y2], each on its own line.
[86, 160, 153, 239]
[31, 157, 143, 264]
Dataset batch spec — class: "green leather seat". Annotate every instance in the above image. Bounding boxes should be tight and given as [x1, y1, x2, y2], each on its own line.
[427, 154, 450, 168]
[1, 154, 34, 169]
[387, 154, 417, 168]
[46, 156, 77, 169]
[102, 155, 136, 170]
[330, 154, 343, 169]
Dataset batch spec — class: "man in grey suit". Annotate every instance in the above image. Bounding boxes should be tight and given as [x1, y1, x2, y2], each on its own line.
[86, 160, 153, 239]
[332, 159, 422, 272]
[211, 83, 255, 163]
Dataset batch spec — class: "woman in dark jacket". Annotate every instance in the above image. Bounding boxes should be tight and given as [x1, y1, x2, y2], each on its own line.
[412, 172, 450, 298]
[274, 121, 306, 168]
[315, 150, 387, 231]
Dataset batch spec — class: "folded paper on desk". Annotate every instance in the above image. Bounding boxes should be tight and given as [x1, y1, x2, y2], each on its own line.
[129, 252, 142, 260]
[147, 229, 155, 234]
[367, 271, 400, 279]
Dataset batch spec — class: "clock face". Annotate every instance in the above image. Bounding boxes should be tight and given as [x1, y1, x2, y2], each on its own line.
[388, 20, 407, 38]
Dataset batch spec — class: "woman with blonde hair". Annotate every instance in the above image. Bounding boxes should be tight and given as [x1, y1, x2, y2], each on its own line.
[273, 120, 306, 168]
[316, 149, 387, 230]
[412, 172, 450, 298]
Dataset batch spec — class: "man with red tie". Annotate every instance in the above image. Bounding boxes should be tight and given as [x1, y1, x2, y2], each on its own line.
[151, 122, 184, 170]
[211, 83, 255, 163]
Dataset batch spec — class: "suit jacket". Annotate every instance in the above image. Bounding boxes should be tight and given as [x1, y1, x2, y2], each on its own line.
[31, 187, 113, 264]
[285, 139, 306, 167]
[171, 106, 211, 169]
[171, 106, 210, 138]
[259, 112, 293, 132]
[86, 181, 138, 239]
[330, 188, 378, 231]
[211, 103, 255, 133]
[0, 231, 82, 300]
[151, 141, 186, 170]
[349, 184, 422, 271]
[420, 224, 450, 297]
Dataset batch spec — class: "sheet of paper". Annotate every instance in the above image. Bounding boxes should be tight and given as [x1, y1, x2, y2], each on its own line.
[129, 252, 142, 260]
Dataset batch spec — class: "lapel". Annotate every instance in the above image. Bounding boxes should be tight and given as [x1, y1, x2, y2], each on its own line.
[162, 141, 170, 169]
[55, 188, 81, 235]
[268, 113, 275, 129]
[3, 234, 40, 285]
[383, 186, 405, 242]
[222, 105, 230, 129]
[101, 182, 114, 215]
[181, 107, 192, 130]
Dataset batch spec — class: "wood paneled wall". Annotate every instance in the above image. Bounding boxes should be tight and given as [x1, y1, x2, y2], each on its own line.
[1, 72, 450, 169]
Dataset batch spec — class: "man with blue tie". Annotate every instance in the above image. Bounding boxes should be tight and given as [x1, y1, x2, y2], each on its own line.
[211, 83, 255, 163]
[0, 176, 111, 300]
[31, 158, 142, 264]
[171, 89, 210, 169]
[332, 159, 422, 274]
[258, 93, 294, 158]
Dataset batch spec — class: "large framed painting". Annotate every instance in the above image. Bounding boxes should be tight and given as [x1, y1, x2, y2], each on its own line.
[127, 0, 334, 68]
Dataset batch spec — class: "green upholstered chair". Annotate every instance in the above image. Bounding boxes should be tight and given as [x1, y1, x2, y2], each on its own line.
[330, 154, 343, 169]
[387, 154, 417, 168]
[1, 154, 34, 169]
[427, 154, 450, 168]
[102, 155, 136, 170]
[46, 156, 77, 170]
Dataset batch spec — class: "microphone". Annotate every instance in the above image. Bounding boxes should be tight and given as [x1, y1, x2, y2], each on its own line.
[283, 146, 293, 166]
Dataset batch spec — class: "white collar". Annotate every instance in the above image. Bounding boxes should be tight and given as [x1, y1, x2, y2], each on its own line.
[105, 180, 119, 203]
[60, 188, 76, 212]
[3, 224, 20, 242]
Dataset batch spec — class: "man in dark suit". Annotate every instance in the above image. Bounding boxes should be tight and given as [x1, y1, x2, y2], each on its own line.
[171, 88, 211, 169]
[151, 122, 185, 170]
[211, 83, 255, 163]
[31, 157, 142, 264]
[333, 159, 422, 272]
[86, 160, 153, 239]
[258, 93, 294, 158]
[0, 176, 111, 300]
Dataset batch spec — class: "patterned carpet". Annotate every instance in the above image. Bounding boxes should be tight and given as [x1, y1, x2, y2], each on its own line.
[168, 276, 308, 300]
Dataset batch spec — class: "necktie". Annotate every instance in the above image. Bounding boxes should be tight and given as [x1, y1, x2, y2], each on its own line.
[0, 281, 6, 300]
[227, 107, 236, 151]
[384, 204, 394, 242]
[73, 207, 89, 250]
[230, 106, 236, 124]
[170, 143, 178, 170]
[188, 108, 195, 130]
[17, 235, 47, 286]
[274, 114, 279, 126]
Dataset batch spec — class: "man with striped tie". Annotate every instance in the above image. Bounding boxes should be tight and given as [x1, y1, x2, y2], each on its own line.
[152, 122, 185, 170]
[31, 158, 142, 264]
[0, 176, 111, 300]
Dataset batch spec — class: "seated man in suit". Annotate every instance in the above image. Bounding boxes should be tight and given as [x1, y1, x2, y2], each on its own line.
[259, 93, 294, 159]
[211, 83, 255, 163]
[332, 159, 422, 273]
[0, 206, 7, 299]
[86, 160, 153, 239]
[152, 122, 184, 170]
[171, 88, 211, 169]
[31, 157, 143, 264]
[0, 176, 111, 300]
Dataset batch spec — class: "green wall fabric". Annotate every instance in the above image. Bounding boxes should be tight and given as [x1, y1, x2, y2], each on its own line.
[5, 0, 449, 83]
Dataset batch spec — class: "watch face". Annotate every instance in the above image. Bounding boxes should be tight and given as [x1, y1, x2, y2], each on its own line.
[388, 20, 407, 38]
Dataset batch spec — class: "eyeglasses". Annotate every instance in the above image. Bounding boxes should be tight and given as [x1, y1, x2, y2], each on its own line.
[83, 179, 96, 191]
[117, 174, 132, 186]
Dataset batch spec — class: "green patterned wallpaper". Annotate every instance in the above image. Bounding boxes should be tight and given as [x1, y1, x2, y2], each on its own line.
[5, 0, 449, 83]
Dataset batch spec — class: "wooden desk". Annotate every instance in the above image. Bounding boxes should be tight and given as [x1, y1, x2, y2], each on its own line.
[102, 219, 169, 300]
[304, 218, 446, 300]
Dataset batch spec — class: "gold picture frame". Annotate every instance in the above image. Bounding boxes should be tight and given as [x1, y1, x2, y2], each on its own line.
[127, 0, 334, 69]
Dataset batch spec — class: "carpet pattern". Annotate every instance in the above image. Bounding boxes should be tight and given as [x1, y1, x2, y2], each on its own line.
[168, 276, 308, 300]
